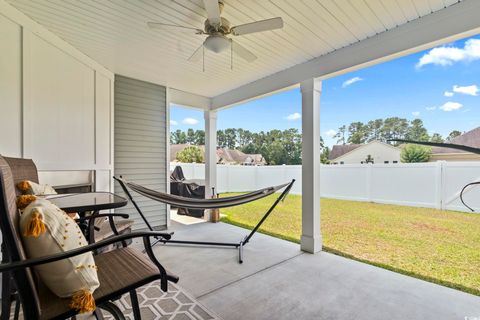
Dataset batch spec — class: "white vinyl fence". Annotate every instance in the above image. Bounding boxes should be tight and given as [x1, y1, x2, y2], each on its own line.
[173, 162, 480, 213]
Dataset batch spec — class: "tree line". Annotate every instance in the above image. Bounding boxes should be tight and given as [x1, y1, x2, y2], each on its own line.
[171, 128, 303, 165]
[170, 118, 463, 165]
[334, 117, 462, 145]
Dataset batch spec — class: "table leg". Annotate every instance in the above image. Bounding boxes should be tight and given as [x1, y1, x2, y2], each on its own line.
[88, 211, 98, 245]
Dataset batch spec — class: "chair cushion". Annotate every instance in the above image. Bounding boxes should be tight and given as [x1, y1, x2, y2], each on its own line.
[39, 247, 177, 320]
[19, 198, 99, 313]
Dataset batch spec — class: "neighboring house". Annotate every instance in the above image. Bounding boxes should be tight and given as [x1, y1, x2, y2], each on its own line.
[170, 144, 266, 165]
[170, 144, 206, 162]
[329, 140, 401, 164]
[430, 127, 480, 162]
[216, 148, 266, 165]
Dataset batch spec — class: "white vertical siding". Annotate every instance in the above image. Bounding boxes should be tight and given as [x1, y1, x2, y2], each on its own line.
[114, 75, 167, 229]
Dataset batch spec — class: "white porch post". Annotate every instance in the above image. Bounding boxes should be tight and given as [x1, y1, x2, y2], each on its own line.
[204, 110, 217, 219]
[300, 78, 322, 253]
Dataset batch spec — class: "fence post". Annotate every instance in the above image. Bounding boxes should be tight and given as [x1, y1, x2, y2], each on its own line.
[435, 161, 444, 210]
[226, 165, 230, 193]
[440, 161, 446, 210]
[366, 164, 373, 202]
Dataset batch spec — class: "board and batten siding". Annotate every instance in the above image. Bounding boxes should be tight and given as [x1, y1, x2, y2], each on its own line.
[114, 75, 168, 229]
[0, 4, 114, 190]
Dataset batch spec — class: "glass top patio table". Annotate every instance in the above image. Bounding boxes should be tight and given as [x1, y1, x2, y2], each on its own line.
[46, 192, 128, 212]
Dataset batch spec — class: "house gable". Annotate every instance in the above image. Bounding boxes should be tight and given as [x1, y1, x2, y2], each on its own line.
[331, 141, 401, 164]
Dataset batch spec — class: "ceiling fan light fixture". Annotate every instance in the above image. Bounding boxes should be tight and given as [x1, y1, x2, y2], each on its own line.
[204, 35, 230, 53]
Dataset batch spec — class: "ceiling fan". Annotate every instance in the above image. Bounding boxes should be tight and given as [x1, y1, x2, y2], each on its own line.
[147, 0, 283, 69]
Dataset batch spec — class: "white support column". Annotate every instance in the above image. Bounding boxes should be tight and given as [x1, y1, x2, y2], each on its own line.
[204, 110, 217, 220]
[300, 78, 322, 253]
[165, 89, 171, 227]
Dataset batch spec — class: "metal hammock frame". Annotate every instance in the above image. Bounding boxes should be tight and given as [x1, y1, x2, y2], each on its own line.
[114, 176, 295, 263]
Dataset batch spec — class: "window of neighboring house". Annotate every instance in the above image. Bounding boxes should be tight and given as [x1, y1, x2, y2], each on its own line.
[384, 161, 389, 164]
[393, 161, 398, 163]
[340, 161, 344, 164]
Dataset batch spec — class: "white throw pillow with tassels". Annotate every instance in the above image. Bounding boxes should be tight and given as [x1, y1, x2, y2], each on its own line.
[17, 180, 57, 196]
[18, 196, 99, 314]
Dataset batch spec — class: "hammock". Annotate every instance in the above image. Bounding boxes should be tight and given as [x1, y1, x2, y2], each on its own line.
[114, 176, 295, 263]
[121, 178, 290, 209]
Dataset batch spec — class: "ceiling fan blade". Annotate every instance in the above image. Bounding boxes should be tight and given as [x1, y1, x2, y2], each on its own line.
[232, 40, 257, 63]
[188, 43, 204, 62]
[147, 22, 204, 34]
[231, 17, 283, 36]
[203, 0, 222, 26]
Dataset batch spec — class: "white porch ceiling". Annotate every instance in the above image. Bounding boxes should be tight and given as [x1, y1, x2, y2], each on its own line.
[7, 0, 464, 100]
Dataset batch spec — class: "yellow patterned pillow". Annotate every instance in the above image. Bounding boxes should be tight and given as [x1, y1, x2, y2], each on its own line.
[19, 197, 99, 313]
[17, 180, 57, 196]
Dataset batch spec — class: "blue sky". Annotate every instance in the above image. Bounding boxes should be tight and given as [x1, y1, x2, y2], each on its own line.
[171, 35, 480, 148]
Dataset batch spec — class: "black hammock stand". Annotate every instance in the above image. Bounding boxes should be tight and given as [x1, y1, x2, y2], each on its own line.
[114, 176, 295, 263]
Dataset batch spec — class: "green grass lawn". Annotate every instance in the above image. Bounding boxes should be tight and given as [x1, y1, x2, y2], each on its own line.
[220, 193, 480, 295]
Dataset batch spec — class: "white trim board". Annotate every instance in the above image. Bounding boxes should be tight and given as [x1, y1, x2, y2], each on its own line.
[169, 88, 211, 111]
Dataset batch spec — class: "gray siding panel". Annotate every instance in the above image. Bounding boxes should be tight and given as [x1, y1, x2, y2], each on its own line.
[114, 75, 167, 230]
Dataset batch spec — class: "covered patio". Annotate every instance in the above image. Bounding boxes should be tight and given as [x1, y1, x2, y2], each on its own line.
[1, 0, 480, 318]
[3, 0, 480, 252]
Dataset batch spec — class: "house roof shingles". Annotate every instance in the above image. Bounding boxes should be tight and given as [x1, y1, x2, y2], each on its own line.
[328, 144, 361, 160]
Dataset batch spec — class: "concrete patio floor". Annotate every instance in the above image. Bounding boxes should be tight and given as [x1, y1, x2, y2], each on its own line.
[143, 219, 480, 320]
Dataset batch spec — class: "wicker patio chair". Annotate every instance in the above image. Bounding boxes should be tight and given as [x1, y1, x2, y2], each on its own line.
[3, 157, 40, 193]
[0, 157, 179, 319]
[2, 156, 135, 244]
[0, 156, 135, 318]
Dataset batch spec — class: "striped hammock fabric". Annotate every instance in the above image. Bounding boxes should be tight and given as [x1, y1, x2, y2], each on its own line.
[118, 177, 291, 209]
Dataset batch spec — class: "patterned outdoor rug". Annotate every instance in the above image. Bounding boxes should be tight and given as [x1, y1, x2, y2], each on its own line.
[102, 281, 221, 320]
[8, 281, 221, 320]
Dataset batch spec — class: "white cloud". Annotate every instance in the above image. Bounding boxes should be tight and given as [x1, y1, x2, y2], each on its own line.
[412, 111, 420, 117]
[444, 91, 454, 97]
[439, 101, 463, 112]
[426, 106, 437, 111]
[453, 84, 479, 96]
[285, 112, 301, 121]
[325, 129, 337, 138]
[170, 120, 178, 126]
[342, 77, 363, 88]
[182, 117, 199, 125]
[416, 38, 480, 68]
